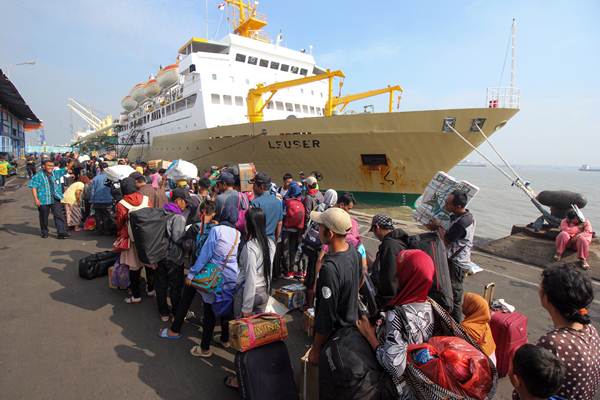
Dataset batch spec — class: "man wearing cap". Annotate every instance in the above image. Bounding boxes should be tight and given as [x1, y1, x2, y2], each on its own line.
[307, 207, 361, 371]
[215, 171, 239, 224]
[250, 172, 283, 241]
[370, 214, 410, 307]
[303, 175, 324, 227]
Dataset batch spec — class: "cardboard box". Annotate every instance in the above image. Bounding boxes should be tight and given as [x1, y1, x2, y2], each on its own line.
[299, 349, 319, 400]
[229, 313, 288, 352]
[303, 308, 315, 337]
[239, 162, 256, 192]
[274, 284, 306, 310]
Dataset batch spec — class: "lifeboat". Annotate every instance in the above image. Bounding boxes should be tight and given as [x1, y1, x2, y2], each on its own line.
[145, 78, 160, 98]
[157, 64, 179, 89]
[131, 83, 147, 103]
[121, 96, 138, 112]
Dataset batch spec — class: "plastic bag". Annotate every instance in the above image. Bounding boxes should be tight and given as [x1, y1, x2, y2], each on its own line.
[408, 336, 493, 400]
[164, 159, 198, 180]
[83, 216, 96, 231]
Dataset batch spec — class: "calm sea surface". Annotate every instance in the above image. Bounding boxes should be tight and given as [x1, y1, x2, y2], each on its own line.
[356, 166, 600, 240]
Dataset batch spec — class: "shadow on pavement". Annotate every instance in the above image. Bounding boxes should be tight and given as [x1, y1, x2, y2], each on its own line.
[1, 222, 41, 236]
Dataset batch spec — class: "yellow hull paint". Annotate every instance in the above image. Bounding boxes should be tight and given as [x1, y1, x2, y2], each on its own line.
[126, 108, 518, 198]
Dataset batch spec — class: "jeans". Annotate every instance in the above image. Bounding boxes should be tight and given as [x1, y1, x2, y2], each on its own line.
[38, 202, 67, 235]
[93, 203, 112, 234]
[201, 302, 232, 351]
[155, 260, 184, 317]
[449, 259, 467, 323]
[129, 267, 155, 299]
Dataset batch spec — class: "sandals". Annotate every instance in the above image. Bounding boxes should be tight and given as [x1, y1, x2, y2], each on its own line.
[124, 297, 142, 304]
[580, 260, 591, 270]
[158, 328, 182, 340]
[223, 375, 239, 391]
[190, 345, 212, 358]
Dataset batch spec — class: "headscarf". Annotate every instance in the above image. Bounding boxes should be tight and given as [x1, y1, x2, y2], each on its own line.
[389, 249, 434, 307]
[323, 189, 338, 208]
[216, 194, 238, 228]
[120, 177, 137, 196]
[163, 202, 183, 215]
[461, 292, 496, 356]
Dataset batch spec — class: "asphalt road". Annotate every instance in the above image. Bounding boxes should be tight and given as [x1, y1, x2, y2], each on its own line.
[1, 180, 598, 399]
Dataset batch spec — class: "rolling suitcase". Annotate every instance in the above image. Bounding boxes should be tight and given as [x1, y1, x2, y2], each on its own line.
[490, 311, 528, 377]
[235, 340, 298, 400]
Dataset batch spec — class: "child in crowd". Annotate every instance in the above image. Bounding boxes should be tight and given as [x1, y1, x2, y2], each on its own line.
[510, 344, 565, 400]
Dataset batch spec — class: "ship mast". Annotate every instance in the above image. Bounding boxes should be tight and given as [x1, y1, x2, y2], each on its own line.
[224, 0, 268, 41]
[510, 18, 516, 89]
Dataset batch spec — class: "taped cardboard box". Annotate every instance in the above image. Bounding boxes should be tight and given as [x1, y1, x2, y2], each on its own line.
[274, 284, 306, 310]
[229, 313, 288, 352]
[239, 163, 256, 193]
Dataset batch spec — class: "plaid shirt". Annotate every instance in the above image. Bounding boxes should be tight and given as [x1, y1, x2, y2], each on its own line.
[28, 170, 65, 205]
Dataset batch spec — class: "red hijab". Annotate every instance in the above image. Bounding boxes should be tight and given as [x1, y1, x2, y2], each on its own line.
[389, 249, 435, 307]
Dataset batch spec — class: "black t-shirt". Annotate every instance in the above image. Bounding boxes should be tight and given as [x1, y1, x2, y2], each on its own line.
[314, 245, 361, 338]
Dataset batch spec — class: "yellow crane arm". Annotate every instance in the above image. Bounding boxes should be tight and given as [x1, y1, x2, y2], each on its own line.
[324, 85, 403, 116]
[247, 69, 345, 123]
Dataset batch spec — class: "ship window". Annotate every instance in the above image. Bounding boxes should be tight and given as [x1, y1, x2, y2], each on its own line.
[247, 56, 258, 65]
[259, 59, 269, 67]
[280, 64, 289, 72]
[285, 102, 293, 112]
[235, 53, 246, 62]
[291, 66, 299, 74]
[234, 96, 244, 106]
[300, 68, 308, 76]
[270, 61, 280, 70]
[186, 94, 197, 108]
[211, 94, 221, 104]
[266, 101, 274, 109]
[316, 107, 322, 115]
[212, 73, 217, 80]
[361, 154, 388, 166]
[223, 95, 232, 105]
[302, 105, 308, 113]
[294, 104, 301, 112]
[309, 106, 315, 114]
[176, 99, 186, 111]
[275, 101, 284, 111]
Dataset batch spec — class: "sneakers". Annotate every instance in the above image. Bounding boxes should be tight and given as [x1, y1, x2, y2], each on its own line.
[124, 296, 142, 304]
[294, 271, 307, 280]
[146, 290, 156, 297]
[283, 272, 295, 280]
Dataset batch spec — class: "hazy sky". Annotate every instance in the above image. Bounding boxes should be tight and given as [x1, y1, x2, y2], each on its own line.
[2, 0, 599, 165]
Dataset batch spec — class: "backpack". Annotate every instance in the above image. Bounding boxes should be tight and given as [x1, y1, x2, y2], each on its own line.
[118, 195, 150, 243]
[283, 198, 305, 230]
[129, 208, 170, 264]
[301, 203, 326, 249]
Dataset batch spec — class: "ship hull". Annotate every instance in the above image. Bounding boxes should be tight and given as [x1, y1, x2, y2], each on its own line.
[124, 107, 518, 206]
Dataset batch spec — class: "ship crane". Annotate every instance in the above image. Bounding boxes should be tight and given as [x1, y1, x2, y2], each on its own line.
[67, 98, 103, 131]
[247, 69, 345, 123]
[324, 84, 403, 116]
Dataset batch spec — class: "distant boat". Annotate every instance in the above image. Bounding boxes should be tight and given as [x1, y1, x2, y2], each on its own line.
[458, 159, 487, 167]
[579, 164, 600, 172]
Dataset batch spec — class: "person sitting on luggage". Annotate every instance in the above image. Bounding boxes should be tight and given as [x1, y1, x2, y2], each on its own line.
[159, 195, 240, 360]
[117, 177, 152, 304]
[554, 209, 593, 269]
[510, 344, 565, 400]
[356, 248, 435, 398]
[534, 264, 599, 400]
[307, 208, 361, 371]
[461, 292, 497, 364]
[369, 213, 410, 307]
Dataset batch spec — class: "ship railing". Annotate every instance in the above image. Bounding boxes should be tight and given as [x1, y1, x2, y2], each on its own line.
[486, 87, 520, 109]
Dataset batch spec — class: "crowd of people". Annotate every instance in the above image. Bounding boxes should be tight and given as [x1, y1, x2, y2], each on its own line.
[24, 151, 599, 399]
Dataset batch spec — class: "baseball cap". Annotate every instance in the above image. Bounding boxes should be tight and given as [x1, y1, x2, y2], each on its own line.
[305, 176, 317, 186]
[172, 188, 191, 203]
[369, 214, 394, 231]
[217, 171, 235, 185]
[310, 208, 352, 235]
[249, 172, 271, 185]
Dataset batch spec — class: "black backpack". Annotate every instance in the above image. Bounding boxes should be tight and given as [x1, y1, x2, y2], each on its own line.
[129, 208, 170, 264]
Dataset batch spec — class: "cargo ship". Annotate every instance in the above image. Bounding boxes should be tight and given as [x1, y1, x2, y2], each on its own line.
[112, 0, 519, 206]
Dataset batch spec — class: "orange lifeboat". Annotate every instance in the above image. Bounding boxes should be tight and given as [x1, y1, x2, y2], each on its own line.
[145, 78, 160, 98]
[157, 64, 179, 89]
[131, 83, 147, 103]
[121, 96, 137, 111]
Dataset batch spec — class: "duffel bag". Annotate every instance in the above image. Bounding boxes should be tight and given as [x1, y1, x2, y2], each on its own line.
[78, 251, 118, 280]
[129, 208, 170, 264]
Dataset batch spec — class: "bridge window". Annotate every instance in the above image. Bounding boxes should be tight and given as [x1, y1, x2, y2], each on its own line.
[235, 96, 244, 106]
[259, 59, 269, 67]
[280, 64, 289, 72]
[285, 102, 293, 112]
[270, 61, 280, 70]
[275, 101, 284, 111]
[300, 68, 308, 76]
[291, 66, 299, 74]
[247, 56, 258, 65]
[211, 94, 221, 104]
[235, 53, 246, 62]
[223, 95, 232, 105]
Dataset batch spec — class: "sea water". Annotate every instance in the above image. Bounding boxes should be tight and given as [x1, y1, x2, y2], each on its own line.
[356, 166, 600, 240]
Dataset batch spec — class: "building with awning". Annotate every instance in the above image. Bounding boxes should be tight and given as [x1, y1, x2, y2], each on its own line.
[0, 69, 42, 156]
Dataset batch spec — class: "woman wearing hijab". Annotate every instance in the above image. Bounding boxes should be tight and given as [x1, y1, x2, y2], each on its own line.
[461, 292, 497, 363]
[159, 195, 240, 359]
[357, 249, 435, 397]
[116, 177, 151, 304]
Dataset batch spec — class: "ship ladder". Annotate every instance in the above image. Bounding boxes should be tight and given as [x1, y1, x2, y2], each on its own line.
[118, 128, 144, 159]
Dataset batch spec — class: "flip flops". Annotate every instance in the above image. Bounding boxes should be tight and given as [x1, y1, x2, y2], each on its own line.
[190, 345, 212, 358]
[158, 328, 181, 340]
